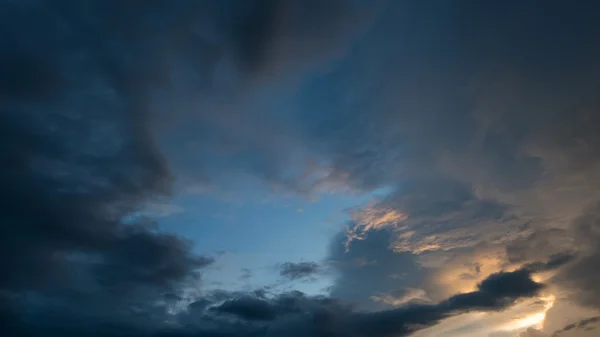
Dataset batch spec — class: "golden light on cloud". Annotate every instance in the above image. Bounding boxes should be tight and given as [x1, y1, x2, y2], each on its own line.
[345, 206, 408, 251]
[500, 295, 555, 332]
[351, 207, 408, 230]
[424, 245, 508, 299]
[411, 295, 557, 337]
[507, 312, 546, 331]
[370, 288, 431, 306]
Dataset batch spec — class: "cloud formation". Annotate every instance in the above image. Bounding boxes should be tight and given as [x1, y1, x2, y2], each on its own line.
[4, 1, 600, 337]
[344, 179, 517, 255]
[183, 267, 547, 337]
[552, 316, 600, 336]
[517, 316, 600, 337]
[0, 0, 219, 333]
[278, 261, 322, 281]
[327, 229, 423, 310]
[0, 0, 384, 335]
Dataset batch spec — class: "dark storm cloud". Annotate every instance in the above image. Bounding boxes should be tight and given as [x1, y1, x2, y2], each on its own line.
[0, 5, 206, 295]
[443, 268, 543, 311]
[0, 0, 220, 332]
[2, 239, 559, 337]
[196, 268, 546, 337]
[4, 253, 554, 337]
[0, 0, 386, 334]
[4, 0, 600, 336]
[278, 261, 322, 281]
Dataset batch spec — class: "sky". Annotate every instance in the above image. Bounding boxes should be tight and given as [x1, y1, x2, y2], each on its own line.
[2, 1, 600, 337]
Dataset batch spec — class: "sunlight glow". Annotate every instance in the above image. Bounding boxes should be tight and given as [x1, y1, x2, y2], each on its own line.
[501, 295, 555, 331]
[509, 312, 546, 330]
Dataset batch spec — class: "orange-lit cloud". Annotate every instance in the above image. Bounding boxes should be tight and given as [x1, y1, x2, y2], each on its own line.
[345, 205, 407, 251]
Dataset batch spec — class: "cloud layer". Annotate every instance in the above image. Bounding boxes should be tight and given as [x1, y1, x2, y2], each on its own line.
[3, 1, 600, 337]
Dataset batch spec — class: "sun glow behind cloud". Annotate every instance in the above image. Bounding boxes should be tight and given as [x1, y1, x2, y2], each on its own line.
[410, 294, 557, 337]
[501, 295, 555, 332]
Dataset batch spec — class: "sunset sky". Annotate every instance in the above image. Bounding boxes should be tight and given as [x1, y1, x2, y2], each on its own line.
[2, 1, 600, 337]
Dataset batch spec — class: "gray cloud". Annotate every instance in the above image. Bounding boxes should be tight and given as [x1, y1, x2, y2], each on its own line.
[228, 0, 383, 82]
[552, 316, 600, 336]
[3, 245, 559, 337]
[518, 316, 600, 337]
[0, 0, 386, 335]
[145, 0, 385, 196]
[344, 179, 520, 255]
[278, 262, 322, 281]
[327, 228, 425, 310]
[0, 0, 221, 332]
[298, 3, 600, 328]
[212, 296, 278, 321]
[204, 266, 547, 337]
[4, 0, 600, 336]
[554, 203, 600, 309]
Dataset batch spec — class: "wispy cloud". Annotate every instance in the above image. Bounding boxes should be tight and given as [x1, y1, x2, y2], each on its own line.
[278, 261, 323, 281]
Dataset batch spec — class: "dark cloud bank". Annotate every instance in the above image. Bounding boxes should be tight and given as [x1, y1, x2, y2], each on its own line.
[3, 261, 558, 337]
[0, 1, 383, 335]
[3, 0, 600, 337]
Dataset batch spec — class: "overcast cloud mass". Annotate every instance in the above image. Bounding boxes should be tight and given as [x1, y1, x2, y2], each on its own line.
[2, 1, 600, 337]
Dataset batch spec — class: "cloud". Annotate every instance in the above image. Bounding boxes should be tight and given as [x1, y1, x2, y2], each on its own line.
[293, 5, 600, 335]
[344, 179, 519, 255]
[345, 205, 407, 251]
[551, 203, 600, 309]
[552, 316, 600, 336]
[443, 268, 543, 311]
[140, 201, 185, 217]
[204, 267, 547, 337]
[3, 235, 556, 337]
[278, 261, 322, 281]
[517, 316, 600, 337]
[521, 254, 575, 274]
[371, 288, 431, 307]
[240, 268, 254, 281]
[327, 229, 423, 310]
[4, 1, 600, 337]
[227, 0, 384, 82]
[0, 0, 220, 331]
[0, 1, 384, 334]
[212, 296, 278, 321]
[0, 0, 384, 203]
[348, 267, 547, 337]
[144, 0, 386, 197]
